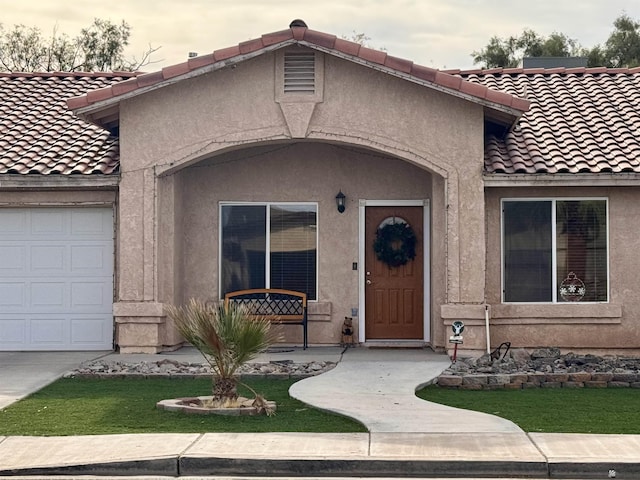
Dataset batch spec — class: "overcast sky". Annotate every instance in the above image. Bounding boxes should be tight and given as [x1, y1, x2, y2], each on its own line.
[3, 0, 640, 71]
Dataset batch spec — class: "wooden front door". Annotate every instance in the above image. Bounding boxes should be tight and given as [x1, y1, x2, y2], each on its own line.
[365, 206, 424, 339]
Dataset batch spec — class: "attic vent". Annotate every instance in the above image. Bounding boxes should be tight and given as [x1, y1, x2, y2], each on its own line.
[284, 52, 315, 94]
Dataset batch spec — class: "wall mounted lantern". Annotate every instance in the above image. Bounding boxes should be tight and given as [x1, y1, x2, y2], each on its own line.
[336, 191, 346, 213]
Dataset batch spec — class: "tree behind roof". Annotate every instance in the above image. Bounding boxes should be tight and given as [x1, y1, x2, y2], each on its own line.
[472, 13, 640, 69]
[0, 18, 159, 72]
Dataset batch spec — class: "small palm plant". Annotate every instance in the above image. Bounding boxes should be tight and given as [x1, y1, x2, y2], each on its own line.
[166, 299, 277, 411]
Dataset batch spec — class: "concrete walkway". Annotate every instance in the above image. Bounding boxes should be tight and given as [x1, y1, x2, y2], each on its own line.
[0, 351, 111, 410]
[291, 347, 522, 433]
[1, 346, 640, 478]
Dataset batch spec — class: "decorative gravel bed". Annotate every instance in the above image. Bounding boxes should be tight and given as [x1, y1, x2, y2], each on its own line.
[65, 358, 336, 379]
[64, 347, 640, 390]
[438, 347, 640, 389]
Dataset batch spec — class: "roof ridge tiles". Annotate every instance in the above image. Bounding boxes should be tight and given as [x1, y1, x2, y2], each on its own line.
[358, 45, 388, 65]
[334, 37, 362, 56]
[291, 25, 305, 40]
[239, 36, 266, 55]
[212, 45, 241, 62]
[383, 55, 413, 74]
[187, 53, 216, 70]
[65, 21, 529, 115]
[302, 29, 337, 49]
[480, 68, 504, 74]
[261, 29, 294, 46]
[162, 62, 191, 80]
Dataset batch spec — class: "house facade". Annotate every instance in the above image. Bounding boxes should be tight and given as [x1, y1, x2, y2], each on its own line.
[2, 21, 639, 355]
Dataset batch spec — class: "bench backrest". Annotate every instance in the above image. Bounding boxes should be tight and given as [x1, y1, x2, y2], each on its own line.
[224, 288, 307, 322]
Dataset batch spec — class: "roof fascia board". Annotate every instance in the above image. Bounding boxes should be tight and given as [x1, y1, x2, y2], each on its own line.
[73, 40, 299, 119]
[484, 173, 640, 187]
[0, 174, 119, 190]
[303, 42, 525, 120]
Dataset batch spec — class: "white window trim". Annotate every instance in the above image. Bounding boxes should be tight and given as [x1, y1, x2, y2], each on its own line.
[500, 197, 610, 304]
[219, 201, 319, 300]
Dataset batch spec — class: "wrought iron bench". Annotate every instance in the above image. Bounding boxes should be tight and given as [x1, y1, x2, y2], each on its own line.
[223, 288, 308, 349]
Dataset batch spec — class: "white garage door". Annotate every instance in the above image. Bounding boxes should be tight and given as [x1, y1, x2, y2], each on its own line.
[0, 208, 114, 351]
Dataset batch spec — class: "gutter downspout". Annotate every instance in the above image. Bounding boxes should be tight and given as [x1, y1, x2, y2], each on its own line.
[485, 305, 491, 354]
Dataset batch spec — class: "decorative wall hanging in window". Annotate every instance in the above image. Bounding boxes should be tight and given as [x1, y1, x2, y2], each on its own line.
[373, 218, 417, 268]
[559, 272, 586, 301]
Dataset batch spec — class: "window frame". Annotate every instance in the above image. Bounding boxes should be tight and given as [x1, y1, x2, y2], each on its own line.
[500, 197, 609, 304]
[219, 201, 319, 301]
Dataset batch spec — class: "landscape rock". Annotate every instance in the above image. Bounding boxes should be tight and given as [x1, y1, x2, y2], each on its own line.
[509, 348, 531, 364]
[441, 349, 640, 389]
[531, 347, 561, 359]
[65, 359, 336, 379]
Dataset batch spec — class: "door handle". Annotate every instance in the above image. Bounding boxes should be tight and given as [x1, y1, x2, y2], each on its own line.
[366, 279, 372, 285]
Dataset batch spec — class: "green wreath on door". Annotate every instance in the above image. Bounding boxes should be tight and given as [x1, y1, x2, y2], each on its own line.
[373, 222, 417, 267]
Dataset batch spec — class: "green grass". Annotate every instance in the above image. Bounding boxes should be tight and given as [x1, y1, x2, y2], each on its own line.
[418, 385, 640, 434]
[5, 377, 638, 436]
[0, 377, 366, 436]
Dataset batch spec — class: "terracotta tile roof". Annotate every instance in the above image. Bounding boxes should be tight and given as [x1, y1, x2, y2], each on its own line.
[67, 24, 529, 117]
[1, 72, 136, 175]
[454, 67, 640, 174]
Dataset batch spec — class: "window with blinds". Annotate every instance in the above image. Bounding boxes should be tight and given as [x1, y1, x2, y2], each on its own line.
[502, 199, 608, 303]
[221, 203, 317, 299]
[283, 52, 315, 94]
[269, 205, 317, 296]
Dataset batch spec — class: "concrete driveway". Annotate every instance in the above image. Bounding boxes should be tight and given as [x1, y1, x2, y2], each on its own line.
[0, 351, 111, 410]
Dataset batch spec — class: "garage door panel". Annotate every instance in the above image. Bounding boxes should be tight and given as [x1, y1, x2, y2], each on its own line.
[31, 210, 65, 235]
[31, 245, 66, 271]
[0, 208, 114, 351]
[30, 318, 67, 345]
[71, 210, 112, 236]
[71, 317, 111, 345]
[0, 245, 26, 270]
[0, 210, 27, 233]
[0, 283, 26, 307]
[0, 318, 26, 344]
[31, 282, 65, 307]
[71, 244, 111, 273]
[71, 282, 112, 311]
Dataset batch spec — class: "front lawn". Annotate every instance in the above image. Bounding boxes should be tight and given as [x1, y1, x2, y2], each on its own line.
[0, 377, 366, 436]
[4, 377, 638, 436]
[418, 385, 640, 434]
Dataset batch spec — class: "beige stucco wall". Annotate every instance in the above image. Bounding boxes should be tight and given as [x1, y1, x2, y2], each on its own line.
[114, 47, 488, 352]
[484, 186, 640, 354]
[171, 142, 433, 344]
